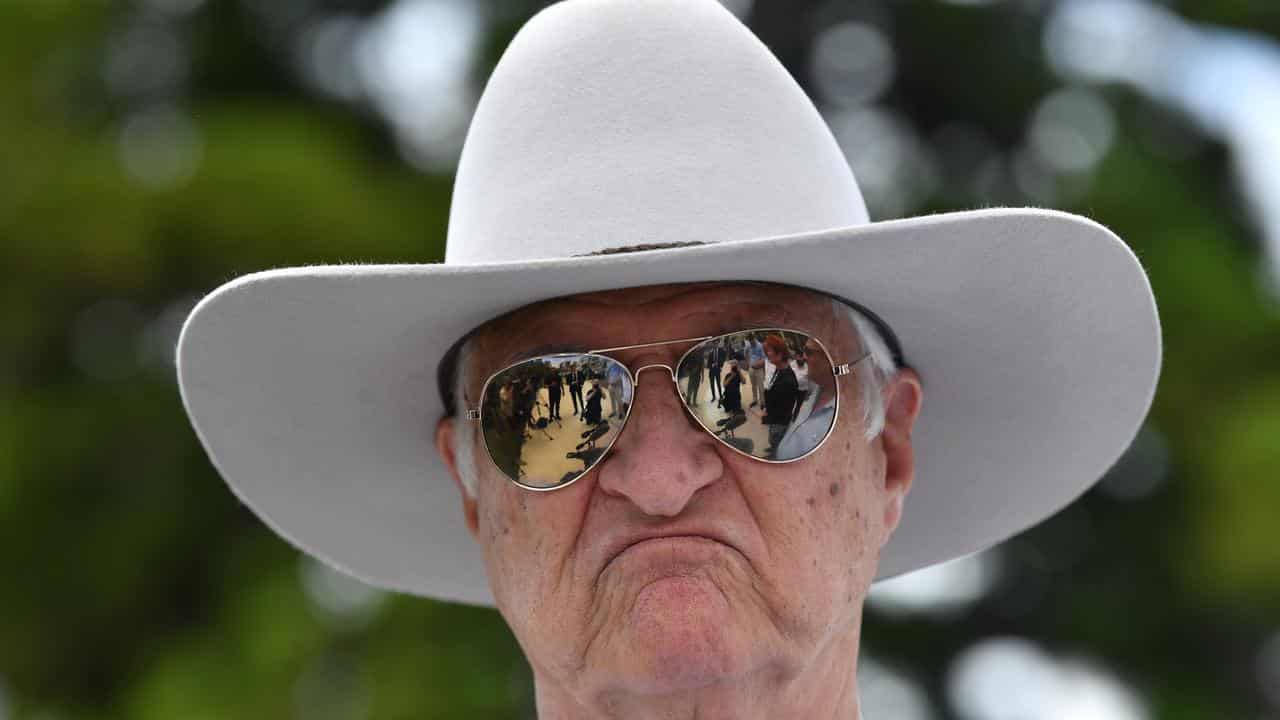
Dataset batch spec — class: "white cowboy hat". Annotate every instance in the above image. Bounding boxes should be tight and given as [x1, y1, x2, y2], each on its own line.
[176, 0, 1161, 606]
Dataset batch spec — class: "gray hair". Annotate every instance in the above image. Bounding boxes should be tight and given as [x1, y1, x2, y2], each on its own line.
[836, 298, 899, 441]
[450, 297, 899, 499]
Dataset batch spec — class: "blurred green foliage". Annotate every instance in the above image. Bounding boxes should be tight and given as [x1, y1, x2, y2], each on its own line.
[2, 0, 1278, 718]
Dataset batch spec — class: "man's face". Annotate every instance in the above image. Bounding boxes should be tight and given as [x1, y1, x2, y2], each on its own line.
[437, 282, 921, 699]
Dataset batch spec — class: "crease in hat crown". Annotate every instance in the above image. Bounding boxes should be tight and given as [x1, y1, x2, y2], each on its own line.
[446, 0, 870, 266]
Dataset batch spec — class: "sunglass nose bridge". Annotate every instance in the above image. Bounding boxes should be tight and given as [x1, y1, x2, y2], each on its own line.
[632, 363, 676, 385]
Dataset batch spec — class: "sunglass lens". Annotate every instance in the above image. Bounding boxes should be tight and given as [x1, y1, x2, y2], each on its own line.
[480, 354, 633, 489]
[676, 330, 837, 461]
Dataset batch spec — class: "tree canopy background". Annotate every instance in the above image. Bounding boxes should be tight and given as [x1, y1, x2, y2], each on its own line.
[2, 0, 1278, 718]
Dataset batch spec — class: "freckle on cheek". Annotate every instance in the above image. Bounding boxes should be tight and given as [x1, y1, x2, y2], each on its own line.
[806, 496, 815, 508]
[828, 482, 841, 497]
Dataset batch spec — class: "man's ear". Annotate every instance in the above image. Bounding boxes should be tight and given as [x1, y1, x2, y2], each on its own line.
[879, 367, 923, 541]
[435, 416, 481, 542]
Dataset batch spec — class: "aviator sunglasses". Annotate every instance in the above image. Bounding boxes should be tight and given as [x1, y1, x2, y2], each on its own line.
[464, 328, 872, 491]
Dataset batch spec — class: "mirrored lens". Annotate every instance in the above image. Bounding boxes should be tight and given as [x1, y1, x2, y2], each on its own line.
[480, 354, 633, 489]
[676, 330, 837, 461]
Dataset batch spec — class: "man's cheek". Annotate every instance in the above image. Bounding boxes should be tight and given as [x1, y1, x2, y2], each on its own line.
[479, 483, 526, 543]
[477, 498, 526, 588]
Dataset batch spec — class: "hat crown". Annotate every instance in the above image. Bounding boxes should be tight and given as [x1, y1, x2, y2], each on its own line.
[445, 0, 868, 264]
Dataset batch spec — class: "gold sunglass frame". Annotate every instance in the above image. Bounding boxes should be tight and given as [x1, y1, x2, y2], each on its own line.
[466, 327, 870, 492]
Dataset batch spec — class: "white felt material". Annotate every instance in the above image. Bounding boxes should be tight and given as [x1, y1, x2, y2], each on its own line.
[447, 0, 868, 263]
[176, 0, 1161, 606]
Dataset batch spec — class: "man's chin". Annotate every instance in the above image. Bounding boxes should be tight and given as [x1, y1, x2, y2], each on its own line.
[620, 575, 747, 693]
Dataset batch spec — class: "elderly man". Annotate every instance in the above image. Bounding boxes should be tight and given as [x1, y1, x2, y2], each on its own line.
[176, 0, 1161, 718]
[433, 280, 921, 717]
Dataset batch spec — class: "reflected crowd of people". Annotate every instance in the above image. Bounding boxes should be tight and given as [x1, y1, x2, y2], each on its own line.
[482, 356, 632, 488]
[678, 331, 837, 461]
[481, 329, 839, 488]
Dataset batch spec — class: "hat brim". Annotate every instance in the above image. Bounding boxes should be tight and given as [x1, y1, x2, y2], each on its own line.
[176, 207, 1161, 606]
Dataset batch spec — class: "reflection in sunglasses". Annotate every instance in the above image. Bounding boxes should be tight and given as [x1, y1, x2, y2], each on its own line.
[480, 354, 634, 489]
[478, 329, 842, 490]
[675, 330, 835, 463]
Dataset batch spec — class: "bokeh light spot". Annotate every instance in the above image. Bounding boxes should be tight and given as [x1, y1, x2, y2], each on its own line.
[859, 655, 936, 720]
[948, 637, 1149, 720]
[117, 105, 203, 190]
[828, 107, 939, 218]
[297, 15, 365, 101]
[1028, 87, 1116, 174]
[811, 21, 895, 108]
[356, 0, 481, 172]
[104, 20, 187, 98]
[870, 549, 1002, 618]
[300, 558, 386, 630]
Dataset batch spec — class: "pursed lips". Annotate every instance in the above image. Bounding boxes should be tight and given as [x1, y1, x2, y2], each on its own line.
[602, 531, 739, 573]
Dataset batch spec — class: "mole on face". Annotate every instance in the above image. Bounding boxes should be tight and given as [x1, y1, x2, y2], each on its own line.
[806, 496, 816, 508]
[828, 482, 841, 497]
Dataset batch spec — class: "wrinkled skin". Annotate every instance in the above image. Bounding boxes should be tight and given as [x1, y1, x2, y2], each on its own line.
[436, 282, 923, 720]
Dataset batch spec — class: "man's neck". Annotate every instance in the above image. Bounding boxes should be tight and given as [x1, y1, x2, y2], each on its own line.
[530, 622, 864, 719]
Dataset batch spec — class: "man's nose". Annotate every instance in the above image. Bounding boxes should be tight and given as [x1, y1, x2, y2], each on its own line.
[595, 362, 723, 517]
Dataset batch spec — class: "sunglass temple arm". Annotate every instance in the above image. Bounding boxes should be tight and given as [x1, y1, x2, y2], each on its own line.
[833, 351, 873, 377]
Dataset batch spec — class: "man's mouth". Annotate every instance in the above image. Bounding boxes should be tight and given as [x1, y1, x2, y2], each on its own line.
[602, 531, 739, 573]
